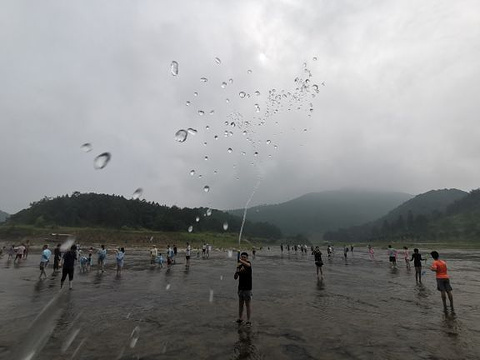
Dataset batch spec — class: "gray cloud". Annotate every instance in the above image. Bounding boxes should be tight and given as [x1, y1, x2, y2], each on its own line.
[1, 0, 480, 214]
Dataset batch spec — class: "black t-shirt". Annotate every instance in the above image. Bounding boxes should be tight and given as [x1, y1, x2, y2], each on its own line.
[237, 261, 252, 291]
[314, 250, 323, 263]
[63, 250, 77, 269]
[411, 253, 423, 267]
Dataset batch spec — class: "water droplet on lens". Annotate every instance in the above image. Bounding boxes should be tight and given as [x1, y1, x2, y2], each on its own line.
[132, 188, 143, 199]
[255, 91, 260, 96]
[94, 152, 111, 169]
[203, 185, 210, 193]
[215, 57, 222, 64]
[186, 100, 191, 106]
[220, 275, 224, 280]
[187, 225, 194, 233]
[313, 56, 317, 61]
[254, 152, 258, 156]
[204, 156, 208, 161]
[242, 130, 247, 136]
[223, 222, 229, 231]
[195, 216, 200, 222]
[209, 110, 215, 115]
[239, 91, 246, 98]
[194, 92, 198, 97]
[170, 61, 179, 76]
[200, 77, 208, 82]
[81, 143, 92, 152]
[221, 82, 227, 88]
[130, 326, 141, 348]
[166, 284, 171, 290]
[198, 110, 205, 116]
[227, 148, 233, 153]
[225, 98, 230, 103]
[255, 104, 260, 112]
[266, 140, 271, 144]
[203, 142, 207, 146]
[190, 170, 195, 176]
[229, 78, 233, 84]
[242, 151, 246, 156]
[187, 128, 197, 135]
[175, 129, 188, 142]
[247, 69, 252, 74]
[206, 208, 212, 216]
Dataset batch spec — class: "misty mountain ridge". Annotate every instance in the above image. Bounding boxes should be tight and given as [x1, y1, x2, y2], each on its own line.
[228, 189, 414, 236]
[0, 210, 9, 223]
[324, 188, 470, 243]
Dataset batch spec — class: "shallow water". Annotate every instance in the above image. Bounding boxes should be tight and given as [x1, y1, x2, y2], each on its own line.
[1, 247, 479, 359]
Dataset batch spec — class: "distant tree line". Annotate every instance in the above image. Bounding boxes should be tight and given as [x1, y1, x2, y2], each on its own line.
[7, 192, 282, 239]
[324, 189, 480, 243]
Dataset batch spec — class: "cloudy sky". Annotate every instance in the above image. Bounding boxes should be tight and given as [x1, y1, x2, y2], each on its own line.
[1, 0, 479, 214]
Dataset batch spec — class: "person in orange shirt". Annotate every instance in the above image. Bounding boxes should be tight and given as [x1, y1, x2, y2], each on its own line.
[430, 251, 454, 312]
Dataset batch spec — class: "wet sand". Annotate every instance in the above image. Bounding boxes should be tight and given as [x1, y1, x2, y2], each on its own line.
[1, 247, 479, 359]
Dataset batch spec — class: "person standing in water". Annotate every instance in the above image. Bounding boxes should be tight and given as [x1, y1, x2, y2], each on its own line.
[430, 251, 454, 312]
[61, 244, 77, 290]
[116, 248, 125, 276]
[403, 246, 411, 270]
[388, 245, 397, 269]
[234, 252, 252, 326]
[97, 245, 107, 273]
[39, 244, 52, 279]
[53, 244, 61, 274]
[313, 246, 324, 279]
[185, 242, 191, 268]
[410, 248, 424, 283]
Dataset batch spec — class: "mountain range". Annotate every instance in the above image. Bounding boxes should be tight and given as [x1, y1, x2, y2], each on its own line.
[228, 190, 414, 236]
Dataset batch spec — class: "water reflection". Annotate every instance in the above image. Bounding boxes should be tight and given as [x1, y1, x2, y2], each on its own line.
[233, 326, 261, 360]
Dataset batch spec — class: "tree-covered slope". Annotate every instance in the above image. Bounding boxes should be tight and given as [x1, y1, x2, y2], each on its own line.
[7, 192, 282, 239]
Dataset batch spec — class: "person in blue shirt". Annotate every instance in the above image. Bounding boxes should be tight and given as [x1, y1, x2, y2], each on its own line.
[116, 248, 125, 276]
[97, 245, 107, 273]
[39, 244, 52, 279]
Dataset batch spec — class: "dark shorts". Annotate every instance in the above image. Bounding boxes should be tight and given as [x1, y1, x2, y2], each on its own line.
[238, 290, 252, 301]
[40, 262, 46, 270]
[436, 278, 452, 292]
[414, 266, 422, 273]
[389, 256, 396, 263]
[61, 267, 74, 282]
[186, 256, 191, 260]
[315, 261, 323, 267]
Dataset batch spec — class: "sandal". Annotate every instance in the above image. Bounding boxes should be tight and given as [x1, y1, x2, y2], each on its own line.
[236, 319, 243, 324]
[246, 321, 251, 326]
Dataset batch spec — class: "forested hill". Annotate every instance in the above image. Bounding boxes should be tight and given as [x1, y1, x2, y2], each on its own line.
[324, 188, 474, 243]
[7, 192, 282, 239]
[228, 190, 413, 236]
[0, 210, 9, 223]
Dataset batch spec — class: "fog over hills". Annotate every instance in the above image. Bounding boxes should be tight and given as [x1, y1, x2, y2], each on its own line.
[229, 189, 413, 236]
[0, 210, 9, 223]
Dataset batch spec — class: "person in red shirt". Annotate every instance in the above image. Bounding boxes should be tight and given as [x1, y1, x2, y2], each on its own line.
[430, 251, 454, 312]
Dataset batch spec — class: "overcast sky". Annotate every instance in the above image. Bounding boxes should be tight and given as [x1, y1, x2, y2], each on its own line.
[1, 0, 479, 214]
